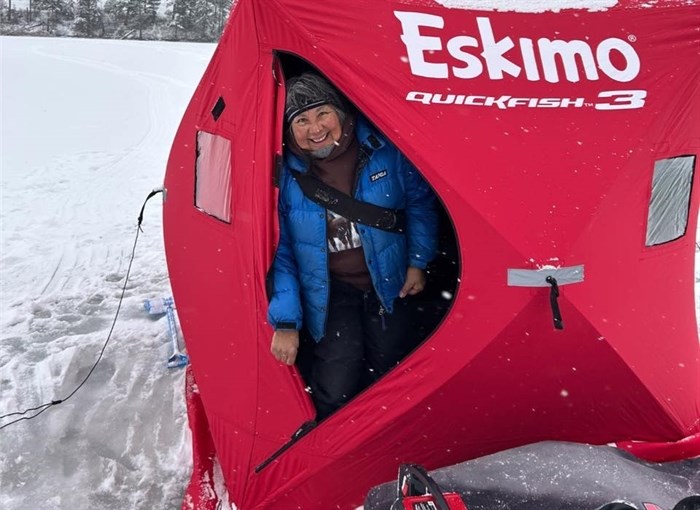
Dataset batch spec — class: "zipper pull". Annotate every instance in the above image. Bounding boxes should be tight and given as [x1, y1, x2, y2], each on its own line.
[378, 305, 386, 331]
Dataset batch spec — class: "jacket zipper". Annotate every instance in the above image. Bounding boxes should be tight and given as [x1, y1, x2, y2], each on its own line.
[321, 211, 330, 339]
[355, 145, 391, 312]
[352, 145, 368, 197]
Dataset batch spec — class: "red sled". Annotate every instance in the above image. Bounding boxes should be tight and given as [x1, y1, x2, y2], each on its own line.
[391, 464, 468, 510]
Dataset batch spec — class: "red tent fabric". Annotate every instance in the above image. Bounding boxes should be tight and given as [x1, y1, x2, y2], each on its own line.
[163, 1, 700, 508]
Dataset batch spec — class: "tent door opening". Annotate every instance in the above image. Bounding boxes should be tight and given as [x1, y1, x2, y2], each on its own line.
[262, 53, 460, 464]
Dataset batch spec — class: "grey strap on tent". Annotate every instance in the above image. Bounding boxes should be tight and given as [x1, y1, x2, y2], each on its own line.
[507, 265, 584, 287]
[291, 170, 405, 234]
[508, 265, 584, 331]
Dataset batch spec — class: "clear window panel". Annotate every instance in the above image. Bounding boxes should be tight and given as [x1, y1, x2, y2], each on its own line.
[195, 131, 232, 223]
[645, 156, 696, 246]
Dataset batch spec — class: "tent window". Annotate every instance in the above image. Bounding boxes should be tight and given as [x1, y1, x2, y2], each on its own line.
[645, 155, 695, 246]
[195, 131, 232, 223]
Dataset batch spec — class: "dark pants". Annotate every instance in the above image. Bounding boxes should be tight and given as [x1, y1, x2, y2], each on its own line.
[298, 279, 411, 421]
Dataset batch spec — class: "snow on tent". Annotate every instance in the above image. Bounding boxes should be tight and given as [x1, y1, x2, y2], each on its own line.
[162, 0, 700, 508]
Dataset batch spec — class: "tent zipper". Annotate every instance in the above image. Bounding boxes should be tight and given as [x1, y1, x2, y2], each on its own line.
[256, 145, 379, 473]
[254, 420, 317, 473]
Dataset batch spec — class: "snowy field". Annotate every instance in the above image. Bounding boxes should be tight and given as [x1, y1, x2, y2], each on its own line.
[0, 34, 698, 510]
[1, 36, 214, 509]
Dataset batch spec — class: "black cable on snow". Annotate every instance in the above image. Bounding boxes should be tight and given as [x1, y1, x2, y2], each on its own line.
[0, 188, 164, 431]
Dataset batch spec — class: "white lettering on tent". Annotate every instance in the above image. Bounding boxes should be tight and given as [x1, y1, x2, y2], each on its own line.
[594, 89, 647, 110]
[395, 11, 450, 78]
[597, 39, 641, 82]
[406, 91, 645, 110]
[476, 17, 521, 79]
[538, 39, 599, 82]
[406, 91, 587, 109]
[394, 11, 641, 84]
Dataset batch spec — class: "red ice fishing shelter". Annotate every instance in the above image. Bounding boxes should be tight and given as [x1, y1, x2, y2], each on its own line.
[163, 0, 700, 508]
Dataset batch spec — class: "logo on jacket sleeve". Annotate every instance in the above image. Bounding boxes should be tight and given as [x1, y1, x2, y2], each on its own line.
[370, 169, 388, 182]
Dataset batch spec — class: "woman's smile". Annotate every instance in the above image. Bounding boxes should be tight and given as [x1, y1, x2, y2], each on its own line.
[310, 133, 330, 144]
[292, 105, 342, 152]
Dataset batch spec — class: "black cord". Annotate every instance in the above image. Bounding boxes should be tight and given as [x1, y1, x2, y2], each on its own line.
[0, 189, 164, 431]
[545, 275, 564, 330]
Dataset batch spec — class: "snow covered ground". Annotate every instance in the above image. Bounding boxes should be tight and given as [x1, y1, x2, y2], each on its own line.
[0, 35, 698, 510]
[1, 36, 214, 509]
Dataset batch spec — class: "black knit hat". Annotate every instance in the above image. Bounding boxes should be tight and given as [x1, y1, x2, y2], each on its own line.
[285, 73, 345, 124]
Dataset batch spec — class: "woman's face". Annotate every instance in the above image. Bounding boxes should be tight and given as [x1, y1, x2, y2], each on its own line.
[291, 104, 342, 152]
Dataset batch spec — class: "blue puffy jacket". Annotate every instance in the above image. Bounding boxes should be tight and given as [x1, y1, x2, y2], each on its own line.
[267, 116, 438, 341]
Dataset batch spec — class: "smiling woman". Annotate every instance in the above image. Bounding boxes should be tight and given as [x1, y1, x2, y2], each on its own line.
[267, 68, 457, 421]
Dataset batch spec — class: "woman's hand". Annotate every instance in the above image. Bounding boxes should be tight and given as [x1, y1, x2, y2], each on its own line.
[399, 267, 426, 298]
[271, 330, 300, 365]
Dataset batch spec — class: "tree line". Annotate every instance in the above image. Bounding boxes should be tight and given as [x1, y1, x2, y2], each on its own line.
[0, 0, 233, 41]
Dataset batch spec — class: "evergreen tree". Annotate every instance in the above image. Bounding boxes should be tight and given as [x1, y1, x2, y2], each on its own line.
[74, 0, 101, 37]
[133, 0, 155, 39]
[144, 0, 158, 25]
[33, 0, 72, 33]
[212, 0, 229, 36]
[1, 0, 230, 40]
[27, 0, 36, 22]
[166, 0, 186, 39]
[167, 0, 230, 41]
[103, 0, 129, 27]
[104, 0, 140, 37]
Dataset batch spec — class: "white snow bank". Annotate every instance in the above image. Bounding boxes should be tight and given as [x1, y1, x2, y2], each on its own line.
[0, 36, 214, 510]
